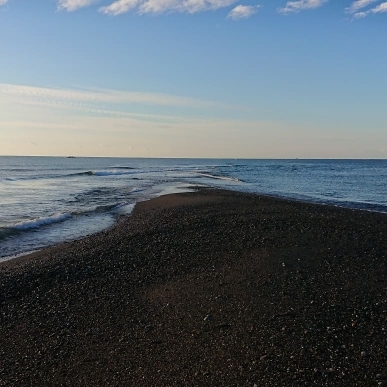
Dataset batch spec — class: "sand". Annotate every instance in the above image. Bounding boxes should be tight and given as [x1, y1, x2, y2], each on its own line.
[1, 188, 387, 386]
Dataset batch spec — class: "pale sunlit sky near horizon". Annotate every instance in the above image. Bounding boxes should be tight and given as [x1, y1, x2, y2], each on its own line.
[0, 0, 386, 158]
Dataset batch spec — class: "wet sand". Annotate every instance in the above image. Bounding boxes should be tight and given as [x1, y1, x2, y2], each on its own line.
[1, 189, 387, 386]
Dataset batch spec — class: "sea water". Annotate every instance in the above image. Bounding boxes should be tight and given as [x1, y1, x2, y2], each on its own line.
[1, 157, 386, 260]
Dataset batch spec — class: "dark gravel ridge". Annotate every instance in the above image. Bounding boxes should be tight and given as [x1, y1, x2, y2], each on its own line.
[1, 189, 387, 386]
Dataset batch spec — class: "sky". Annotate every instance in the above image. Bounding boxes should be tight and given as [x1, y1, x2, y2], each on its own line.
[0, 0, 386, 158]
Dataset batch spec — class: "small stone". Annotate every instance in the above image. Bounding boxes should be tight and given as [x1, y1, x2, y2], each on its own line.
[260, 355, 268, 361]
[361, 351, 367, 357]
[313, 368, 322, 377]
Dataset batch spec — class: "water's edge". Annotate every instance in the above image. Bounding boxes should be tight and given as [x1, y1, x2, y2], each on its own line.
[2, 186, 386, 265]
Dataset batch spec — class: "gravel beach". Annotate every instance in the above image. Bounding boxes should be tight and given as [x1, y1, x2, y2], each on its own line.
[1, 188, 387, 386]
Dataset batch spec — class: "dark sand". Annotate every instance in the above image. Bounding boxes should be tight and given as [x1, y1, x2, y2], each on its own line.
[1, 189, 387, 386]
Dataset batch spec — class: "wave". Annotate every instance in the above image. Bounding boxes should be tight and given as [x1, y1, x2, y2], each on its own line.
[73, 203, 123, 215]
[1, 177, 17, 182]
[13, 213, 72, 231]
[163, 165, 231, 172]
[69, 171, 94, 177]
[93, 170, 136, 177]
[130, 187, 145, 193]
[1, 168, 35, 172]
[51, 171, 83, 178]
[0, 175, 51, 182]
[109, 166, 136, 170]
[1, 165, 234, 183]
[67, 170, 137, 177]
[0, 198, 139, 244]
[196, 172, 241, 183]
[2, 169, 137, 182]
[0, 227, 17, 240]
[1, 171, 93, 182]
[3, 200, 135, 237]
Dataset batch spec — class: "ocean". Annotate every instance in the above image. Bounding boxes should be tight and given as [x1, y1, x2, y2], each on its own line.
[1, 157, 386, 261]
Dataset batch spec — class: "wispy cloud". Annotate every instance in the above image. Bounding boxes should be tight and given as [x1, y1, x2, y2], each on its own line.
[99, 0, 141, 15]
[0, 0, 8, 5]
[352, 11, 368, 17]
[0, 83, 219, 109]
[278, 0, 328, 14]
[345, 0, 378, 14]
[371, 2, 387, 12]
[228, 4, 260, 20]
[41, 0, 387, 17]
[351, 1, 387, 18]
[100, 0, 236, 15]
[57, 0, 97, 11]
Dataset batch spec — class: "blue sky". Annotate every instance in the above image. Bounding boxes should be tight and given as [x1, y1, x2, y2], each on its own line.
[0, 0, 386, 158]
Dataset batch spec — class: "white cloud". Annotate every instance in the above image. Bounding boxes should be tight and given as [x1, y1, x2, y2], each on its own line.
[100, 0, 141, 15]
[371, 2, 387, 12]
[353, 10, 368, 17]
[0, 0, 8, 6]
[100, 0, 236, 15]
[57, 0, 96, 11]
[31, 0, 387, 18]
[345, 0, 378, 14]
[138, 0, 178, 14]
[352, 1, 387, 18]
[0, 83, 220, 112]
[278, 0, 328, 14]
[228, 4, 259, 20]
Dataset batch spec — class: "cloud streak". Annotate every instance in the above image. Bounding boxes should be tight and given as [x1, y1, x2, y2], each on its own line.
[228, 5, 259, 20]
[0, 0, 8, 6]
[0, 83, 218, 109]
[100, 0, 237, 15]
[99, 0, 141, 15]
[371, 2, 387, 12]
[57, 0, 97, 11]
[350, 1, 387, 18]
[50, 0, 387, 17]
[345, 0, 379, 14]
[278, 0, 328, 14]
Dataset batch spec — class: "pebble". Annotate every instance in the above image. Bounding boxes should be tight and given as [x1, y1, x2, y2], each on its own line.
[2, 189, 387, 386]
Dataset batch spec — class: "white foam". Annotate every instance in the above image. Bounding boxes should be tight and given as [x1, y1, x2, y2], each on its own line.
[93, 170, 135, 177]
[13, 213, 72, 230]
[196, 172, 240, 182]
[130, 187, 144, 193]
[114, 202, 136, 215]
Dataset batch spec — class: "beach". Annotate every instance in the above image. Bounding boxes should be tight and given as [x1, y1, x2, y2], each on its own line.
[1, 188, 387, 386]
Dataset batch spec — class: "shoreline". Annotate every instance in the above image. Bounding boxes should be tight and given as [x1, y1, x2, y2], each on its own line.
[1, 188, 387, 385]
[2, 186, 386, 268]
[0, 186, 206, 267]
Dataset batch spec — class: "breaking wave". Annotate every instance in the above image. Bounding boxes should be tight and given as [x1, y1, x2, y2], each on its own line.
[13, 213, 72, 231]
[196, 172, 241, 182]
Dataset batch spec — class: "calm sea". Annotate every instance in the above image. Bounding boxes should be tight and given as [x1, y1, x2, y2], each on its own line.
[1, 157, 386, 260]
